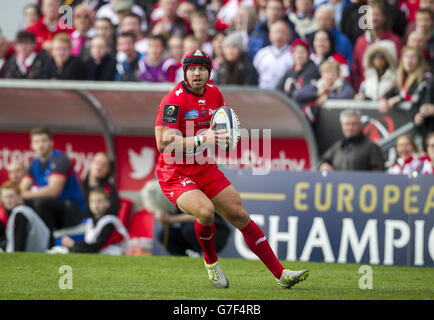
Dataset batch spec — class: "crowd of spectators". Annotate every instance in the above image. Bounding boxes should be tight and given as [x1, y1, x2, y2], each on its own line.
[0, 0, 432, 112]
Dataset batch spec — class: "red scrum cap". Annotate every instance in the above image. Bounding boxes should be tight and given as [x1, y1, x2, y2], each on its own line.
[183, 49, 212, 79]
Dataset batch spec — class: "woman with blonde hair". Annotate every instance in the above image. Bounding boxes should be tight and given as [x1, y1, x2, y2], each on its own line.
[379, 46, 431, 114]
[387, 134, 422, 174]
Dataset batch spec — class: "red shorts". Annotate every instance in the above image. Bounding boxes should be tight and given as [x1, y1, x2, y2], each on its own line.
[156, 163, 232, 206]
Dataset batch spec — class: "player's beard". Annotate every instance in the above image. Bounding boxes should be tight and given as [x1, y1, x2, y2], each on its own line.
[188, 75, 208, 93]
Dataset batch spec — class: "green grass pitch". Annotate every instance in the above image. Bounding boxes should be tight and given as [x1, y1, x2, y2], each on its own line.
[0, 252, 433, 300]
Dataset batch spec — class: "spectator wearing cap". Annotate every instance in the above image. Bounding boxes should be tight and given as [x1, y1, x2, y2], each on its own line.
[118, 13, 149, 55]
[7, 30, 51, 79]
[96, 0, 148, 33]
[277, 38, 320, 99]
[84, 35, 117, 81]
[214, 31, 258, 85]
[70, 4, 95, 59]
[139, 35, 179, 83]
[115, 32, 145, 82]
[253, 19, 294, 90]
[46, 33, 86, 80]
[355, 41, 397, 101]
[151, 0, 191, 39]
[27, 0, 74, 52]
[248, 0, 298, 59]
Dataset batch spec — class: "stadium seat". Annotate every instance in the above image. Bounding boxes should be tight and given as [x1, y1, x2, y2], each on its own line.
[128, 209, 154, 239]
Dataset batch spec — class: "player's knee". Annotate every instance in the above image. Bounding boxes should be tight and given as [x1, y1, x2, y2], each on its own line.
[196, 203, 215, 223]
[229, 207, 250, 229]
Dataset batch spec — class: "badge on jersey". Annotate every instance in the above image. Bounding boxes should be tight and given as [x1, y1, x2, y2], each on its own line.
[162, 104, 179, 123]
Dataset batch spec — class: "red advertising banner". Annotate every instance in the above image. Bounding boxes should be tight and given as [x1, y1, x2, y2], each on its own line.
[114, 136, 159, 192]
[0, 131, 311, 192]
[0, 132, 106, 183]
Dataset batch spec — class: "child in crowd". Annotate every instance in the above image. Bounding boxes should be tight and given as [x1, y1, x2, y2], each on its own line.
[61, 188, 128, 255]
[139, 35, 179, 83]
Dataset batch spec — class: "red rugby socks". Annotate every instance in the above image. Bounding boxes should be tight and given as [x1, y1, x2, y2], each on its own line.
[240, 220, 284, 279]
[194, 221, 218, 265]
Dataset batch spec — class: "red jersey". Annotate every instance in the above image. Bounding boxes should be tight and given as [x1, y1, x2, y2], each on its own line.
[155, 81, 226, 166]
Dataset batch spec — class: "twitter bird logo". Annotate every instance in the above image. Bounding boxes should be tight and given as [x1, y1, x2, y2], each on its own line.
[128, 147, 155, 180]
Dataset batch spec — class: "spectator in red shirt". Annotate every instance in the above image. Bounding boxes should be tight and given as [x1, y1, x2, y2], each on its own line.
[351, 2, 402, 92]
[27, 0, 74, 52]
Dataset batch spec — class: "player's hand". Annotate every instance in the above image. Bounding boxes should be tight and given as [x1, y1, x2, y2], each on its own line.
[414, 113, 424, 126]
[61, 236, 75, 248]
[204, 122, 230, 148]
[378, 99, 389, 114]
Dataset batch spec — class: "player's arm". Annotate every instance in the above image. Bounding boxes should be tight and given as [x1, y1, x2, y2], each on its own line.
[19, 175, 34, 193]
[21, 174, 66, 200]
[20, 154, 69, 200]
[155, 123, 228, 153]
[155, 125, 199, 153]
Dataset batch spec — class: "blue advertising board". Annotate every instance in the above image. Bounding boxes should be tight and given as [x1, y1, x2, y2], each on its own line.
[152, 169, 433, 267]
[218, 169, 434, 267]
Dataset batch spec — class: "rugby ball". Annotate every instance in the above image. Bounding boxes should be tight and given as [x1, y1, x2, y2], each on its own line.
[211, 106, 241, 151]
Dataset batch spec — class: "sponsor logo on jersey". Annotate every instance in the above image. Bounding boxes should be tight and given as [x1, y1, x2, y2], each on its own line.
[184, 110, 199, 119]
[198, 99, 206, 105]
[175, 87, 183, 96]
